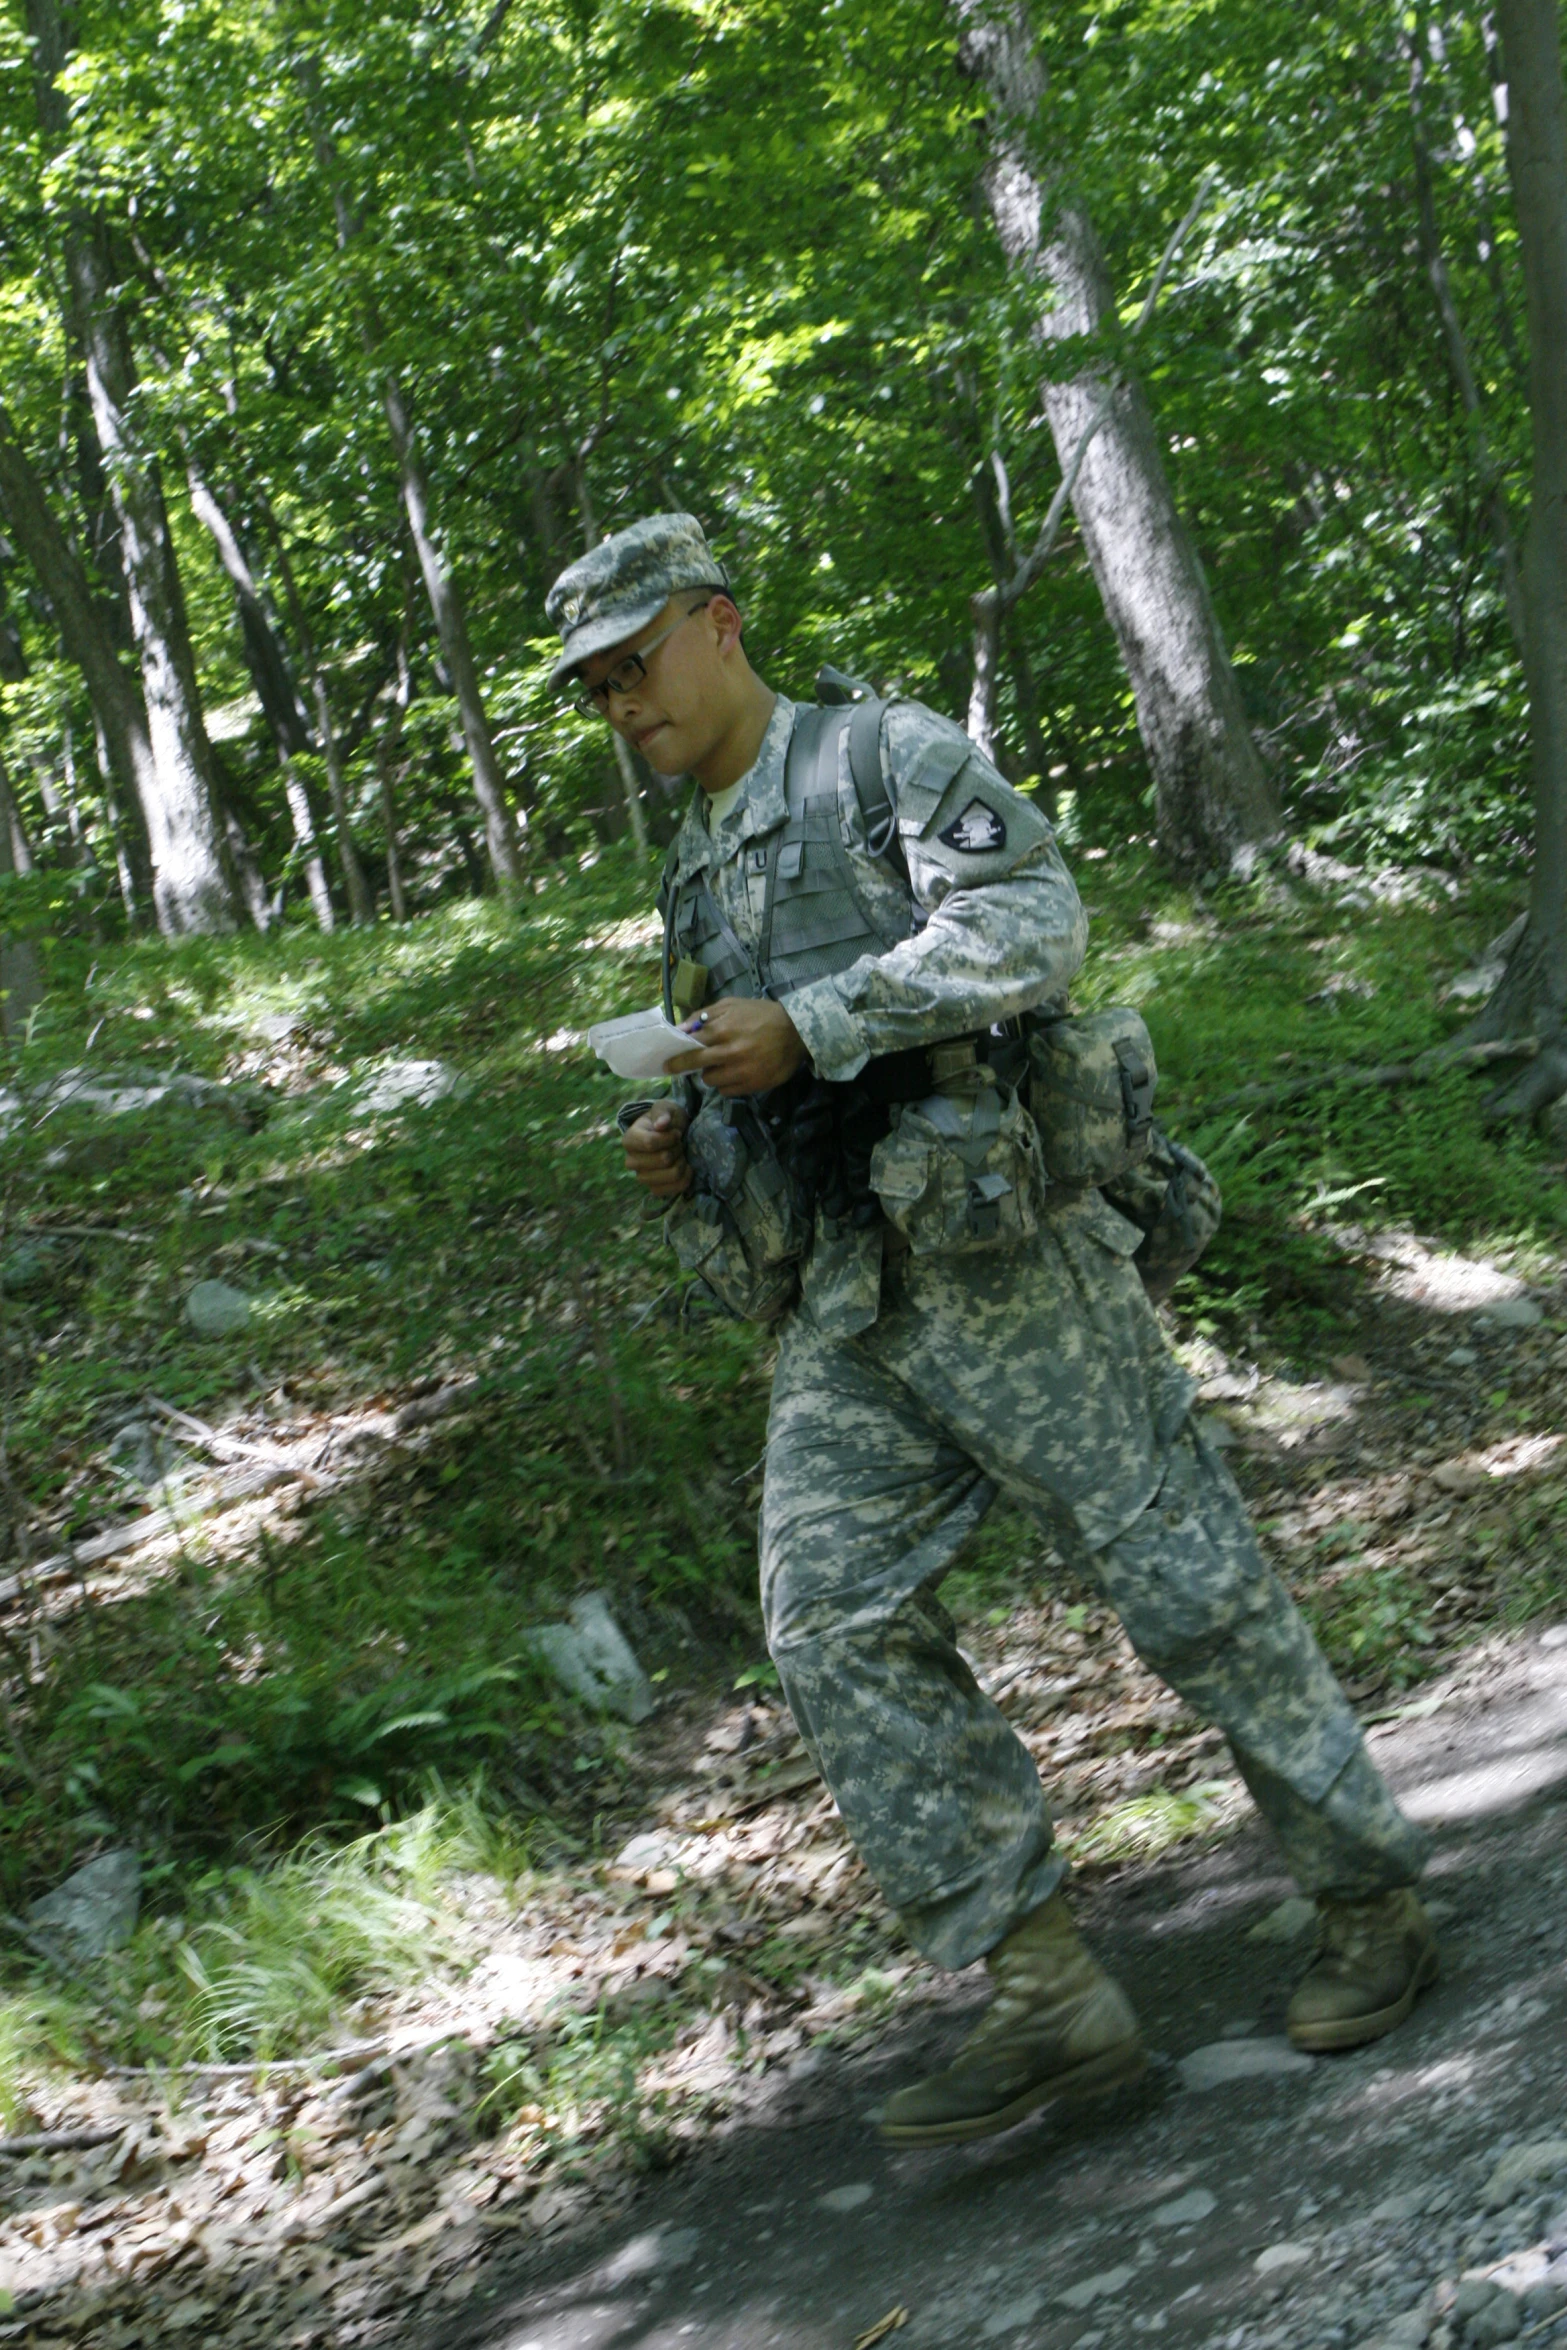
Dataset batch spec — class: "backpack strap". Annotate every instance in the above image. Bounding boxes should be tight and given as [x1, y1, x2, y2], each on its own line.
[845, 697, 900, 867]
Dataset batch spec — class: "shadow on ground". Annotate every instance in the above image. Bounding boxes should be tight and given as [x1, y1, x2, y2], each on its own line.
[430, 1631, 1567, 2350]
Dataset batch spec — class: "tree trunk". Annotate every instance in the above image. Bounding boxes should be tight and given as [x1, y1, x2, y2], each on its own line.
[310, 667, 374, 925]
[610, 728, 651, 858]
[296, 54, 522, 899]
[1475, 0, 1567, 1117]
[26, 0, 234, 936]
[1406, 21, 1526, 655]
[0, 748, 43, 1042]
[277, 764, 335, 930]
[951, 0, 1281, 873]
[381, 382, 522, 897]
[0, 401, 155, 897]
[0, 746, 35, 878]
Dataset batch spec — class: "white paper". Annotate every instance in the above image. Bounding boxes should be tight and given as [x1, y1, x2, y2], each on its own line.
[588, 1008, 706, 1081]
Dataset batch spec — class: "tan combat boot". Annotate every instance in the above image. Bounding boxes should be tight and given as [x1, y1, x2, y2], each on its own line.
[1286, 1887, 1439, 2053]
[877, 1893, 1145, 2148]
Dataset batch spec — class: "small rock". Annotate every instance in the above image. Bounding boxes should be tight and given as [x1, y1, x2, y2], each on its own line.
[1151, 2187, 1217, 2227]
[982, 2289, 1044, 2334]
[185, 1279, 252, 1338]
[1056, 2265, 1134, 2311]
[1541, 1626, 1567, 1652]
[1254, 2241, 1313, 2275]
[1476, 1295, 1543, 1331]
[355, 1059, 468, 1115]
[27, 1849, 141, 1960]
[1372, 2188, 1430, 2223]
[817, 2183, 872, 2214]
[1482, 2141, 1567, 2210]
[526, 1594, 653, 1723]
[1177, 2038, 1314, 2091]
[1247, 1896, 1318, 1945]
[1444, 1346, 1479, 1368]
[612, 1830, 676, 1874]
[601, 2226, 699, 2283]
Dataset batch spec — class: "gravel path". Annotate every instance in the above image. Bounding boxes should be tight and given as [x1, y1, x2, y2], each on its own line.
[438, 1625, 1567, 2350]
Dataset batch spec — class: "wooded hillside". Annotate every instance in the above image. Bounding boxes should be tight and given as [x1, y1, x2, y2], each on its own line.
[2, 8, 1567, 2344]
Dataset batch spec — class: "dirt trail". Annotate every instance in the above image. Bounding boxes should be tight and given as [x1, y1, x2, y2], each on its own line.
[439, 1627, 1567, 2350]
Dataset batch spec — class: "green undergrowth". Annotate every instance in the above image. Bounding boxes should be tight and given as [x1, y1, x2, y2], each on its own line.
[1074, 850, 1567, 1357]
[1, 836, 1564, 2085]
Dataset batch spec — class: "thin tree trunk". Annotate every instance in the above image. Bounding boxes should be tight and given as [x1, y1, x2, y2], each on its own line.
[311, 673, 373, 924]
[0, 747, 34, 878]
[251, 497, 373, 926]
[951, 0, 1281, 874]
[87, 718, 139, 925]
[0, 402, 157, 885]
[222, 802, 270, 932]
[281, 764, 335, 930]
[0, 749, 43, 1041]
[610, 728, 651, 858]
[1406, 21, 1527, 655]
[1475, 0, 1567, 1117]
[184, 461, 313, 756]
[26, 0, 234, 937]
[377, 749, 408, 923]
[72, 254, 234, 935]
[297, 55, 522, 899]
[966, 592, 1003, 761]
[380, 382, 521, 896]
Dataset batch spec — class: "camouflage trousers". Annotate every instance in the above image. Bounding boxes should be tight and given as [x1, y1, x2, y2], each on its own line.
[759, 1214, 1428, 1971]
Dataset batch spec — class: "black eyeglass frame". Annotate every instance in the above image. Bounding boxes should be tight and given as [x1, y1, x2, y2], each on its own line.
[569, 594, 716, 716]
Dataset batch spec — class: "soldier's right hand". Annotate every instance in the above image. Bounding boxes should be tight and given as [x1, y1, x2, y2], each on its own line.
[623, 1103, 693, 1198]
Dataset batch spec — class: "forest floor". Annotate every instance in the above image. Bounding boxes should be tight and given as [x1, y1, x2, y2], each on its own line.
[1, 840, 1566, 2347]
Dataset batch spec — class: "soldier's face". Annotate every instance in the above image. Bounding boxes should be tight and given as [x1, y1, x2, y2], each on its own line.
[580, 593, 742, 779]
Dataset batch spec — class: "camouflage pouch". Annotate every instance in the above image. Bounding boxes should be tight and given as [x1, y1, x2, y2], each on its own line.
[1026, 1006, 1157, 1188]
[870, 1075, 1043, 1256]
[1099, 1124, 1222, 1303]
[665, 1097, 805, 1323]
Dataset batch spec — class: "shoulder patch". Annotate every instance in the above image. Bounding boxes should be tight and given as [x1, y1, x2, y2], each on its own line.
[938, 797, 1007, 854]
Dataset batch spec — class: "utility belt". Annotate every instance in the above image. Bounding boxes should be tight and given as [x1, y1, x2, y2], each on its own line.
[664, 1002, 1167, 1330]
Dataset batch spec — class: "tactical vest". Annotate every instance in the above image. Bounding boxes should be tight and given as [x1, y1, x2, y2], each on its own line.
[660, 700, 917, 1017]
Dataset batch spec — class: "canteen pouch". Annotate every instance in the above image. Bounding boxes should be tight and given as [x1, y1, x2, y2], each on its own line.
[666, 1097, 805, 1323]
[870, 1076, 1043, 1256]
[1099, 1123, 1223, 1304]
[1027, 1006, 1157, 1188]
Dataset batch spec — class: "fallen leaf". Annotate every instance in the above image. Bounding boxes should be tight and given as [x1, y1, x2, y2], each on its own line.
[854, 2308, 910, 2350]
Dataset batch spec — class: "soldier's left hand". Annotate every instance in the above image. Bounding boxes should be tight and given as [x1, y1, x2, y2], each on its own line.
[667, 997, 807, 1097]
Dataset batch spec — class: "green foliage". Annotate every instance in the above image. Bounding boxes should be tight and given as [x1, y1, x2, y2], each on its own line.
[0, 0, 1540, 900]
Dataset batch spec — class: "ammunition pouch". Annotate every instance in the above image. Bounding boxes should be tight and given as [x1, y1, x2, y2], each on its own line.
[870, 1062, 1043, 1256]
[1025, 1006, 1157, 1188]
[1099, 1124, 1223, 1304]
[665, 1095, 806, 1323]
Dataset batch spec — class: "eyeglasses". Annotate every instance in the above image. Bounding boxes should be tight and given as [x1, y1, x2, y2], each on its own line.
[571, 597, 713, 716]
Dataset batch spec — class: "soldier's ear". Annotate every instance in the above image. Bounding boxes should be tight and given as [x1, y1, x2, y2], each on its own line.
[708, 592, 744, 650]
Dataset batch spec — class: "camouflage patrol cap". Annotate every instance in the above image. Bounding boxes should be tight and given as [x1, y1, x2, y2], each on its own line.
[545, 512, 729, 689]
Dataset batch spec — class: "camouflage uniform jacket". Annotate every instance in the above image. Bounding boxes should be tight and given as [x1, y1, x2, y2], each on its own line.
[660, 694, 1088, 1074]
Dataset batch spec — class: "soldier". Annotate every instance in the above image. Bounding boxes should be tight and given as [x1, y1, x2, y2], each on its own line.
[547, 514, 1437, 2149]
